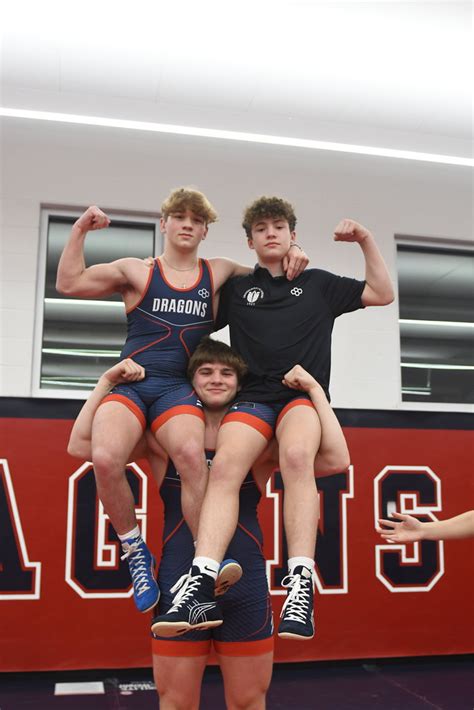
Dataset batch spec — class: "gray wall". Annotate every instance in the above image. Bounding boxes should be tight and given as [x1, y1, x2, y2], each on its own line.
[1, 117, 472, 407]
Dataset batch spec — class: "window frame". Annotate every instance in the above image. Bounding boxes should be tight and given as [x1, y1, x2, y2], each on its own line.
[31, 205, 162, 400]
[395, 234, 474, 414]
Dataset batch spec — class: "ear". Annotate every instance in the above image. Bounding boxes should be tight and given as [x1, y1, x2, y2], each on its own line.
[248, 238, 255, 250]
[201, 226, 208, 241]
[290, 230, 297, 240]
[159, 216, 167, 233]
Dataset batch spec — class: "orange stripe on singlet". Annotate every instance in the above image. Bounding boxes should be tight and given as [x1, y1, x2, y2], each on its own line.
[276, 397, 315, 430]
[223, 411, 273, 441]
[100, 394, 146, 430]
[151, 404, 205, 434]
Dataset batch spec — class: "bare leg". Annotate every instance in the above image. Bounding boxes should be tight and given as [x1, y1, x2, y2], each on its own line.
[276, 405, 321, 558]
[153, 653, 208, 710]
[195, 422, 268, 561]
[219, 652, 273, 710]
[154, 414, 206, 539]
[91, 402, 143, 535]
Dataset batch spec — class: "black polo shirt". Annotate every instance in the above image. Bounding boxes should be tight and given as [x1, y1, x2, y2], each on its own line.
[216, 266, 365, 403]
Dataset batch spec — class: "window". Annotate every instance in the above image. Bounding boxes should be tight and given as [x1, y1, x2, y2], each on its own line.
[33, 208, 161, 396]
[397, 243, 474, 405]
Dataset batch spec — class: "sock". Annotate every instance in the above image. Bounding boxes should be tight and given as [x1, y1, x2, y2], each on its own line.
[118, 525, 141, 543]
[288, 556, 314, 576]
[193, 556, 219, 580]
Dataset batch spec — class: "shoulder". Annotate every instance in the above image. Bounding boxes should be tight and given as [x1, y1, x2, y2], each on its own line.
[208, 258, 252, 289]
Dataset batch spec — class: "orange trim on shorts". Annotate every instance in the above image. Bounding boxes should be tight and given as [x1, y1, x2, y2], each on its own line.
[223, 412, 273, 441]
[213, 636, 274, 657]
[151, 404, 205, 434]
[276, 397, 315, 430]
[152, 638, 211, 657]
[100, 394, 146, 431]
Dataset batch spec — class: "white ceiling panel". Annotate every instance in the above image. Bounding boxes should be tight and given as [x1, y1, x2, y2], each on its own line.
[0, 0, 472, 157]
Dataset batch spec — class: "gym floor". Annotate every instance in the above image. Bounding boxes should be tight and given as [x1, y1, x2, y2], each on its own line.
[0, 655, 472, 709]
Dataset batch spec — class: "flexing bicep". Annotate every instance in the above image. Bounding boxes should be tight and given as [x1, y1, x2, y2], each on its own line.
[57, 258, 133, 298]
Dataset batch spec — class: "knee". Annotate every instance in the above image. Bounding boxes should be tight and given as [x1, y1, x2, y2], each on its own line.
[92, 447, 123, 479]
[280, 442, 316, 475]
[171, 438, 205, 474]
[156, 686, 198, 710]
[226, 684, 268, 710]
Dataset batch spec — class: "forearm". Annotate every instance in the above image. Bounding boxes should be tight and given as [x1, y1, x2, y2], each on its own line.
[56, 225, 89, 294]
[421, 511, 474, 541]
[310, 387, 350, 474]
[360, 234, 394, 306]
[67, 375, 114, 459]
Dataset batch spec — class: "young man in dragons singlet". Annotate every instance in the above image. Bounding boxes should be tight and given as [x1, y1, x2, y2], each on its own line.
[56, 189, 307, 613]
[68, 337, 348, 709]
[152, 196, 394, 641]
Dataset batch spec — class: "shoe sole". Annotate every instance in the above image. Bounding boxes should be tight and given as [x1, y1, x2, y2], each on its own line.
[215, 562, 243, 596]
[277, 631, 314, 640]
[151, 618, 223, 638]
[138, 589, 160, 614]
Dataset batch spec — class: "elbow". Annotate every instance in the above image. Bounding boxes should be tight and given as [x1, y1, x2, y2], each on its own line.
[56, 277, 74, 296]
[67, 441, 90, 460]
[315, 452, 351, 477]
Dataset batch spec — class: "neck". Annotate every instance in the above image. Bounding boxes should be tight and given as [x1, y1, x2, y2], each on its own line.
[161, 248, 199, 271]
[258, 258, 284, 277]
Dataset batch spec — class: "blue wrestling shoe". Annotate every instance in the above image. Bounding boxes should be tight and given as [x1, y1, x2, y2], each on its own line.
[277, 565, 315, 640]
[215, 558, 243, 596]
[121, 535, 160, 613]
[151, 565, 222, 638]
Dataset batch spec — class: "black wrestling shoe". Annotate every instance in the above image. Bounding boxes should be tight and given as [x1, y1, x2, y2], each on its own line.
[277, 565, 315, 640]
[151, 565, 222, 638]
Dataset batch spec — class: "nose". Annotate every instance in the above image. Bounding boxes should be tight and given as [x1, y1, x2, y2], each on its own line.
[181, 216, 193, 229]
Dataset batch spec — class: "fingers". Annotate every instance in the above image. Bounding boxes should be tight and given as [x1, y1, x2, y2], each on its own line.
[377, 518, 397, 529]
[391, 512, 409, 521]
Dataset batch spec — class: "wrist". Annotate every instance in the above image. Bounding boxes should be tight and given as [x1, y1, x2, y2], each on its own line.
[289, 241, 302, 251]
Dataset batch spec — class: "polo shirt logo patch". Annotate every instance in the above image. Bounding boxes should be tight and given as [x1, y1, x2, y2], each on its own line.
[290, 287, 303, 297]
[243, 287, 264, 305]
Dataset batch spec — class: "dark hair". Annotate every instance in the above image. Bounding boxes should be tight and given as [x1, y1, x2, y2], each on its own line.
[187, 337, 247, 384]
[161, 187, 218, 225]
[242, 196, 297, 237]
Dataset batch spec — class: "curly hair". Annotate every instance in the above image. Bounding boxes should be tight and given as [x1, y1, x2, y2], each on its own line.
[161, 187, 218, 225]
[242, 196, 297, 237]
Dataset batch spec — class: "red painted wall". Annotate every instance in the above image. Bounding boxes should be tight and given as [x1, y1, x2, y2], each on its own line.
[0, 417, 472, 671]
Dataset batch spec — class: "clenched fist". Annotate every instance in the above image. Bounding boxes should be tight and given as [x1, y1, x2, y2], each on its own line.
[74, 206, 111, 233]
[333, 219, 372, 243]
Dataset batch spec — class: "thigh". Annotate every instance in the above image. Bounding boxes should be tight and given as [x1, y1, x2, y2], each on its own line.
[276, 400, 321, 461]
[218, 652, 273, 709]
[91, 400, 144, 462]
[152, 652, 208, 710]
[212, 421, 269, 481]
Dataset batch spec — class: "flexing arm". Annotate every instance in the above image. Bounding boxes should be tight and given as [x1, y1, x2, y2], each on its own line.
[67, 359, 146, 459]
[56, 206, 137, 297]
[282, 365, 350, 475]
[333, 219, 394, 306]
[377, 510, 474, 543]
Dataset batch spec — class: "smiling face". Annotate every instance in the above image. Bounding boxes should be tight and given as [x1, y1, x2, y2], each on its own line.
[248, 216, 295, 263]
[192, 362, 239, 410]
[160, 209, 208, 251]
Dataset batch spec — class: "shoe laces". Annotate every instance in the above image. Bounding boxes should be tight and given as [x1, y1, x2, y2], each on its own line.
[121, 540, 152, 597]
[280, 571, 314, 623]
[169, 572, 203, 612]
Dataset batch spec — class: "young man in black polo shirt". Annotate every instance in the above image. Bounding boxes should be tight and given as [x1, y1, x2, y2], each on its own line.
[152, 196, 394, 640]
